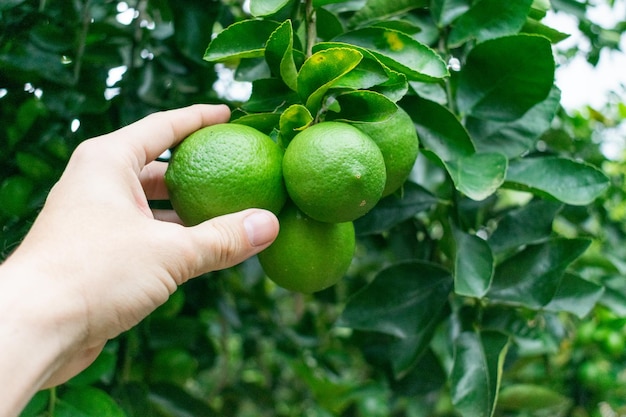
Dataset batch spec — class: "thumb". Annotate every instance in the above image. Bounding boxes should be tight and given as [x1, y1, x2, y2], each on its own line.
[174, 209, 279, 280]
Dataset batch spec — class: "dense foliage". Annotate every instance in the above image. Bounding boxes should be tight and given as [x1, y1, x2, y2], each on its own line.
[1, 0, 626, 416]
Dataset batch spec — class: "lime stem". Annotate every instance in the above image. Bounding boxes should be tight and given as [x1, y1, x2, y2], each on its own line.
[305, 0, 316, 58]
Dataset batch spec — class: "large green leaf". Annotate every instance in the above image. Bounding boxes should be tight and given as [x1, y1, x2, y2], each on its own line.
[325, 90, 398, 122]
[430, 0, 472, 26]
[450, 331, 509, 417]
[404, 96, 474, 161]
[505, 156, 610, 205]
[453, 228, 494, 298]
[467, 86, 561, 158]
[456, 34, 554, 121]
[445, 152, 508, 201]
[204, 19, 281, 62]
[354, 182, 439, 235]
[496, 384, 572, 414]
[265, 20, 299, 91]
[249, 0, 292, 16]
[350, 0, 428, 26]
[488, 199, 562, 255]
[338, 261, 452, 339]
[296, 47, 363, 114]
[544, 272, 604, 319]
[488, 238, 591, 309]
[55, 386, 126, 417]
[278, 104, 313, 147]
[448, 0, 534, 47]
[330, 28, 449, 82]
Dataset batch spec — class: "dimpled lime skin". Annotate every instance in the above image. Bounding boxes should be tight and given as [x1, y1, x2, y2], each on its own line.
[258, 204, 356, 294]
[165, 123, 287, 226]
[353, 107, 419, 197]
[282, 122, 386, 223]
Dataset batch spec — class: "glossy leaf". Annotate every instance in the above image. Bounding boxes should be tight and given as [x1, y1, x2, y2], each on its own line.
[55, 386, 126, 417]
[467, 86, 561, 158]
[445, 153, 508, 201]
[456, 34, 554, 121]
[488, 199, 562, 255]
[338, 261, 453, 339]
[249, 0, 291, 16]
[296, 47, 363, 114]
[497, 384, 572, 413]
[231, 112, 281, 135]
[453, 228, 494, 298]
[331, 28, 449, 82]
[450, 331, 509, 417]
[431, 0, 472, 26]
[204, 19, 281, 62]
[505, 156, 610, 205]
[404, 96, 474, 161]
[354, 182, 439, 235]
[448, 0, 534, 47]
[350, 0, 428, 26]
[279, 104, 313, 146]
[331, 57, 390, 90]
[488, 238, 591, 309]
[325, 90, 397, 123]
[265, 20, 299, 91]
[544, 272, 604, 319]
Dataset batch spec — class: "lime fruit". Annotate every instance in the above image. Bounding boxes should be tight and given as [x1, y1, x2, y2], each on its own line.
[282, 122, 386, 223]
[165, 123, 286, 225]
[258, 203, 355, 294]
[353, 107, 419, 197]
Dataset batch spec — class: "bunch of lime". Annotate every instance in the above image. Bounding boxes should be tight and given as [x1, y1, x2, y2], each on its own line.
[164, 107, 419, 293]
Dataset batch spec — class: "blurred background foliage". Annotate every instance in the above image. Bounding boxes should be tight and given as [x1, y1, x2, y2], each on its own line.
[1, 0, 626, 416]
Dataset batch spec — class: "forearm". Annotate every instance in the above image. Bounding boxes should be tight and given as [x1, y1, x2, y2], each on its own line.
[0, 260, 76, 417]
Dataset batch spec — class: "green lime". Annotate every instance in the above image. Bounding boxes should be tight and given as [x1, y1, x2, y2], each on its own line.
[165, 123, 287, 225]
[353, 106, 419, 197]
[258, 203, 355, 293]
[282, 122, 386, 223]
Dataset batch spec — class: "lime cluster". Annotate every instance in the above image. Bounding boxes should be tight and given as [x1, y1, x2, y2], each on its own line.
[165, 108, 419, 293]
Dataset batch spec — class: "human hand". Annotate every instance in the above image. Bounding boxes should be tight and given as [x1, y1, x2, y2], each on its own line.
[0, 104, 279, 408]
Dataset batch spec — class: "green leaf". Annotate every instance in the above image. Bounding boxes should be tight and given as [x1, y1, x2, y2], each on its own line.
[450, 331, 509, 417]
[354, 182, 439, 235]
[279, 104, 313, 147]
[453, 228, 494, 298]
[231, 112, 281, 135]
[149, 383, 218, 416]
[297, 47, 363, 114]
[55, 386, 126, 417]
[497, 384, 572, 413]
[456, 34, 554, 122]
[544, 273, 604, 319]
[331, 57, 390, 90]
[265, 20, 299, 91]
[0, 175, 34, 218]
[338, 261, 452, 339]
[466, 86, 561, 158]
[330, 28, 449, 82]
[488, 199, 562, 255]
[403, 96, 474, 161]
[488, 238, 591, 309]
[15, 152, 55, 180]
[445, 153, 508, 201]
[325, 90, 397, 123]
[448, 0, 534, 47]
[350, 0, 428, 27]
[522, 18, 570, 43]
[430, 0, 472, 26]
[505, 156, 610, 205]
[242, 78, 298, 112]
[203, 19, 281, 62]
[249, 0, 292, 16]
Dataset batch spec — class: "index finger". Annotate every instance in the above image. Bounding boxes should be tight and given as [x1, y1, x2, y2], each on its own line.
[109, 104, 231, 166]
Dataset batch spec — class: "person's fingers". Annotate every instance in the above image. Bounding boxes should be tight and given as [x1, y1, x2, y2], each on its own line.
[109, 104, 231, 167]
[139, 161, 169, 200]
[166, 209, 279, 282]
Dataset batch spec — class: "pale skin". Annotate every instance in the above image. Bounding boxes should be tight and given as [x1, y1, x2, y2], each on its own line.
[0, 104, 280, 417]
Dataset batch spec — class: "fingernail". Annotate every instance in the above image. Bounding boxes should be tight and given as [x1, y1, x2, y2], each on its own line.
[244, 211, 278, 247]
